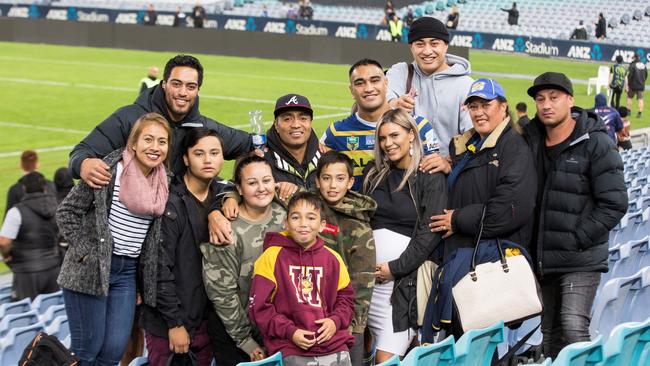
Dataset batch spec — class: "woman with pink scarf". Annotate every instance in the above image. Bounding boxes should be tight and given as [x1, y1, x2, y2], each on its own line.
[57, 113, 171, 366]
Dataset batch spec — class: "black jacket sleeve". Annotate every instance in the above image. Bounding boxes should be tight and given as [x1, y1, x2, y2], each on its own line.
[575, 134, 628, 248]
[389, 172, 447, 278]
[155, 199, 186, 329]
[68, 106, 141, 179]
[203, 118, 254, 161]
[452, 135, 537, 239]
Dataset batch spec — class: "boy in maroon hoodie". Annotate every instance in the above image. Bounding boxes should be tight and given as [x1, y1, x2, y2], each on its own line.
[249, 192, 355, 366]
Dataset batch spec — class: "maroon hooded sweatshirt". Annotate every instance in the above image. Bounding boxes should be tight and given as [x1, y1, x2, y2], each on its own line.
[248, 231, 355, 357]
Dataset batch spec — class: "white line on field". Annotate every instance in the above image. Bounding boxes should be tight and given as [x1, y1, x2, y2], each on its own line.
[0, 121, 88, 134]
[0, 76, 349, 111]
[0, 56, 348, 86]
[0, 145, 74, 159]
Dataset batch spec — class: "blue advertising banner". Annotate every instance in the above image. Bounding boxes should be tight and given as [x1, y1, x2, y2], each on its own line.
[1, 3, 648, 63]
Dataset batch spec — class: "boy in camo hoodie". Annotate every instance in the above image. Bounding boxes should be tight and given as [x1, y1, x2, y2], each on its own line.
[314, 151, 376, 366]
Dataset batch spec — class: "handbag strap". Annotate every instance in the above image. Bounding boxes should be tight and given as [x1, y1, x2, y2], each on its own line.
[496, 323, 541, 366]
[469, 205, 507, 277]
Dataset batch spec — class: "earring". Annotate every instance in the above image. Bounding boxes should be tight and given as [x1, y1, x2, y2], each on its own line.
[409, 143, 414, 156]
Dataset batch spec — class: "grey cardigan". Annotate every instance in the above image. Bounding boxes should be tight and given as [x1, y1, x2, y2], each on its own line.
[56, 149, 164, 306]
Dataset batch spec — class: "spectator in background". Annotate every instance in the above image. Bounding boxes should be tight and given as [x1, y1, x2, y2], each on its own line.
[299, 0, 313, 20]
[193, 1, 206, 28]
[617, 106, 632, 150]
[590, 93, 624, 144]
[516, 102, 530, 127]
[286, 4, 298, 20]
[143, 3, 157, 26]
[388, 13, 403, 42]
[5, 150, 56, 217]
[501, 2, 519, 26]
[627, 53, 648, 118]
[386, 17, 474, 159]
[403, 6, 414, 28]
[0, 172, 60, 301]
[383, 0, 395, 24]
[609, 55, 627, 108]
[139, 66, 159, 94]
[446, 5, 459, 29]
[260, 4, 269, 17]
[595, 13, 606, 39]
[570, 20, 588, 40]
[522, 72, 627, 359]
[173, 6, 185, 27]
[53, 167, 74, 204]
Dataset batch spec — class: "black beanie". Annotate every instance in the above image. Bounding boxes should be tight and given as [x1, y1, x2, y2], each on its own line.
[408, 17, 449, 43]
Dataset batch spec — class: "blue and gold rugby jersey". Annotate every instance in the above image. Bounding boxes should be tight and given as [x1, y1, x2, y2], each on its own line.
[322, 113, 441, 191]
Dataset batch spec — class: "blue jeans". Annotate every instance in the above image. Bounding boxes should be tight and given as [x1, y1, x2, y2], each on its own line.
[540, 271, 600, 358]
[63, 255, 138, 366]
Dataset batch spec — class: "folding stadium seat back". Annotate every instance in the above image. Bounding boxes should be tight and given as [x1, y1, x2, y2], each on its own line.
[402, 335, 455, 366]
[0, 284, 11, 296]
[376, 354, 400, 366]
[236, 351, 283, 366]
[46, 315, 70, 341]
[601, 319, 650, 366]
[553, 336, 604, 366]
[455, 321, 504, 366]
[39, 304, 66, 326]
[0, 293, 11, 305]
[31, 290, 64, 314]
[0, 297, 31, 318]
[0, 322, 46, 366]
[128, 356, 149, 366]
[0, 309, 39, 338]
[609, 242, 633, 279]
[623, 267, 650, 323]
[590, 277, 623, 338]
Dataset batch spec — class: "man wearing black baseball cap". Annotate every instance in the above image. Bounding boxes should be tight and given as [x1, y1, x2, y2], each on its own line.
[385, 16, 473, 164]
[522, 72, 627, 359]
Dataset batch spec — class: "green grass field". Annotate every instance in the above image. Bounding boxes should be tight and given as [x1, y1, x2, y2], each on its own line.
[0, 41, 644, 221]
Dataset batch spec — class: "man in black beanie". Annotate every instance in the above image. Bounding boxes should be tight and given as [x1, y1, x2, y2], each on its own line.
[386, 16, 473, 172]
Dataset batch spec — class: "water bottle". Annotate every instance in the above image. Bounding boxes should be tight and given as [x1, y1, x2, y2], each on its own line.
[249, 109, 266, 150]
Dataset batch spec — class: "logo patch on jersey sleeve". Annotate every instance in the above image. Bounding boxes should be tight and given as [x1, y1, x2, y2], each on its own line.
[322, 223, 340, 236]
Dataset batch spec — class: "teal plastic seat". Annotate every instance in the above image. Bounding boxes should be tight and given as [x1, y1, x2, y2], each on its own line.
[527, 360, 552, 366]
[414, 7, 424, 17]
[402, 335, 455, 366]
[455, 321, 504, 366]
[237, 351, 283, 366]
[435, 1, 445, 11]
[600, 318, 650, 366]
[552, 336, 603, 366]
[376, 354, 400, 366]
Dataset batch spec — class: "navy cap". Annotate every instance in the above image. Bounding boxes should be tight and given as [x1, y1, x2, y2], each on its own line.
[463, 78, 507, 105]
[274, 94, 313, 118]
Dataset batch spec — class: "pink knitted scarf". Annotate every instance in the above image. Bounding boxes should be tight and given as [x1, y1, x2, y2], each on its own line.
[118, 149, 168, 217]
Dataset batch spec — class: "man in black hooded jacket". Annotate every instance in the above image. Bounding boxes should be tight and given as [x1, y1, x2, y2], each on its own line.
[523, 72, 627, 358]
[69, 54, 253, 188]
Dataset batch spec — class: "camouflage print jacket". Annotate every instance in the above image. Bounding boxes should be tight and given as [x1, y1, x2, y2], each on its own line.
[200, 202, 286, 355]
[316, 189, 377, 334]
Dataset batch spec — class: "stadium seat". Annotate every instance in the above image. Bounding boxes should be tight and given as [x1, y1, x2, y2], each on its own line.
[46, 315, 70, 341]
[0, 283, 11, 296]
[455, 321, 504, 366]
[620, 14, 631, 25]
[587, 66, 610, 96]
[39, 304, 67, 326]
[552, 336, 603, 366]
[0, 322, 46, 366]
[0, 293, 11, 305]
[128, 356, 149, 366]
[527, 360, 552, 366]
[402, 335, 455, 366]
[0, 309, 39, 338]
[622, 266, 650, 323]
[236, 351, 283, 365]
[0, 298, 31, 318]
[31, 290, 64, 314]
[600, 318, 650, 366]
[376, 354, 400, 366]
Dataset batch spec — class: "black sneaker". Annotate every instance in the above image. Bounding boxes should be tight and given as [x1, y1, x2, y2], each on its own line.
[637, 112, 642, 118]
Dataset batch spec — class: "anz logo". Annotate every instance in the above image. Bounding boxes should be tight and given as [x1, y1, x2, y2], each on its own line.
[492, 38, 515, 52]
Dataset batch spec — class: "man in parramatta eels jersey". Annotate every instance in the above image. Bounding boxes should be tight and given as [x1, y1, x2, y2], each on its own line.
[321, 58, 447, 190]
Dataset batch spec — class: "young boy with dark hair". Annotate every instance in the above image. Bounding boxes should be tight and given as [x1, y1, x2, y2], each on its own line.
[314, 151, 376, 366]
[617, 106, 632, 150]
[249, 191, 355, 366]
